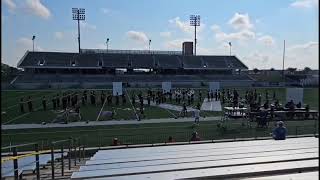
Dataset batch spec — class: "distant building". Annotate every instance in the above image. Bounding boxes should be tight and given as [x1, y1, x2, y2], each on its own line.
[182, 42, 193, 56]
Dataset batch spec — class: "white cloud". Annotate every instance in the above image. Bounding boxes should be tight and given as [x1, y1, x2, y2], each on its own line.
[228, 13, 254, 30]
[257, 35, 275, 46]
[290, 0, 318, 8]
[169, 17, 193, 33]
[160, 31, 171, 38]
[25, 0, 51, 19]
[164, 39, 192, 49]
[210, 24, 221, 33]
[288, 41, 318, 50]
[17, 37, 43, 51]
[126, 31, 149, 43]
[3, 0, 16, 12]
[211, 13, 256, 44]
[169, 17, 205, 34]
[80, 22, 97, 30]
[243, 51, 271, 69]
[215, 29, 255, 42]
[101, 8, 110, 14]
[54, 32, 64, 40]
[285, 41, 318, 69]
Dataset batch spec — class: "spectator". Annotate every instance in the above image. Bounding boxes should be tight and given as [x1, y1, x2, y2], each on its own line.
[112, 138, 120, 146]
[167, 136, 175, 143]
[19, 98, 25, 114]
[272, 121, 287, 140]
[190, 131, 201, 141]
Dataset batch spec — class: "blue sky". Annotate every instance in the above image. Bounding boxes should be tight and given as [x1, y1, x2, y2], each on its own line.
[2, 0, 319, 69]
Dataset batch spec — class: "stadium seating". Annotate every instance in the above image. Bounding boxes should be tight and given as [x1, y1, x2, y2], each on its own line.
[71, 137, 318, 179]
[181, 56, 203, 68]
[18, 51, 248, 70]
[155, 55, 181, 69]
[129, 54, 154, 68]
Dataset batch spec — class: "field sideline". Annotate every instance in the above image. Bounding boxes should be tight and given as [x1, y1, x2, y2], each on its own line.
[2, 119, 318, 151]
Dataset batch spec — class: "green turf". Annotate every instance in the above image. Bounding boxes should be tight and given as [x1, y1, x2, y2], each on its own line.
[1, 119, 318, 152]
[1, 87, 318, 125]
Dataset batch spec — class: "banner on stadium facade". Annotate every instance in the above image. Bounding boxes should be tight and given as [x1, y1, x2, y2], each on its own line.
[162, 82, 172, 93]
[286, 88, 303, 104]
[113, 82, 123, 96]
[209, 82, 220, 92]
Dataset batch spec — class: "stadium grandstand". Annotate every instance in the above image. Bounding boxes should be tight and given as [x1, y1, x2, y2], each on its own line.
[12, 44, 254, 89]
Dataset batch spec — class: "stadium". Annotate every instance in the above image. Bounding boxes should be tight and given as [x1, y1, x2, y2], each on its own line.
[1, 2, 319, 180]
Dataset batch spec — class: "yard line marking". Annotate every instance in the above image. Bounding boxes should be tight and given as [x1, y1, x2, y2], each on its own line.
[126, 89, 139, 120]
[96, 93, 108, 121]
[3, 91, 72, 125]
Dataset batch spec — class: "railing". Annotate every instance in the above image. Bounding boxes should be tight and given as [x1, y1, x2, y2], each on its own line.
[81, 49, 182, 55]
[1, 122, 318, 179]
[1, 136, 86, 180]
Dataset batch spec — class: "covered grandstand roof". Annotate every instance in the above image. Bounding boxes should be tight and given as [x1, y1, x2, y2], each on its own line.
[17, 51, 248, 70]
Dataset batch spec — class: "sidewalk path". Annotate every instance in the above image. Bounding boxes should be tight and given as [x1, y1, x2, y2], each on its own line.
[2, 117, 222, 130]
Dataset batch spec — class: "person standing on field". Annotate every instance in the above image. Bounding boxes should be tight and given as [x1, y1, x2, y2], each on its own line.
[19, 98, 25, 114]
[27, 96, 33, 112]
[42, 96, 47, 111]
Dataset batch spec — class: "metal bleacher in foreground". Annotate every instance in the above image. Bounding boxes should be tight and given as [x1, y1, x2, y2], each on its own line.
[71, 137, 319, 179]
[1, 152, 67, 178]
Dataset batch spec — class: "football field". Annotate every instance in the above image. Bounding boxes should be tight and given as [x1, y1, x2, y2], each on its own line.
[1, 87, 318, 125]
[2, 87, 318, 150]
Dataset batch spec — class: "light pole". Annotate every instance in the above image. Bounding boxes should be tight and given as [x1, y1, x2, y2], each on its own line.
[32, 35, 36, 52]
[229, 42, 232, 56]
[149, 39, 151, 53]
[282, 40, 286, 82]
[72, 8, 85, 54]
[106, 38, 109, 52]
[190, 15, 200, 56]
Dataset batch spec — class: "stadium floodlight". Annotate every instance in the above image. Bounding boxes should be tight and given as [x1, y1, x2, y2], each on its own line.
[190, 15, 200, 56]
[32, 35, 36, 52]
[228, 42, 232, 56]
[106, 38, 109, 52]
[72, 8, 86, 54]
[149, 39, 151, 52]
